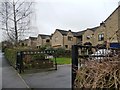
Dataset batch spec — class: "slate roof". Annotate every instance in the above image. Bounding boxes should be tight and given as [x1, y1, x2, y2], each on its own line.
[73, 30, 86, 37]
[38, 34, 51, 39]
[29, 37, 37, 40]
[87, 26, 99, 32]
[56, 29, 68, 36]
[56, 29, 87, 37]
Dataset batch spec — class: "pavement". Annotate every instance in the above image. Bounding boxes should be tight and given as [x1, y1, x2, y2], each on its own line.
[1, 50, 72, 88]
[1, 51, 28, 88]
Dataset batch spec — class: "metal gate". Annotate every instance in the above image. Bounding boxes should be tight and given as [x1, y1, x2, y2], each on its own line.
[16, 50, 57, 73]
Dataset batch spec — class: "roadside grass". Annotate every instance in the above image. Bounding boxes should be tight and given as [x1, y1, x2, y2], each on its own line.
[50, 57, 71, 65]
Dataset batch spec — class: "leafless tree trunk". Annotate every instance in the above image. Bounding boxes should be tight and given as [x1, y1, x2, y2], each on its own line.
[0, 0, 34, 46]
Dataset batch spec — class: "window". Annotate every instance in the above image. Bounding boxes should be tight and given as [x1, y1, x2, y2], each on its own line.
[37, 46, 40, 49]
[98, 34, 104, 41]
[68, 36, 73, 41]
[65, 45, 68, 48]
[46, 39, 50, 43]
[86, 35, 91, 39]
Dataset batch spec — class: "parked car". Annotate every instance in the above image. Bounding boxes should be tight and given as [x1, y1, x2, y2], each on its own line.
[90, 49, 111, 60]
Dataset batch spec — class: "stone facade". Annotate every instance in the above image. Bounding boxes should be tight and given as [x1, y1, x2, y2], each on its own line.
[19, 39, 29, 46]
[93, 25, 106, 46]
[63, 31, 77, 50]
[93, 6, 119, 47]
[28, 37, 37, 48]
[36, 34, 51, 48]
[82, 27, 98, 46]
[82, 6, 119, 47]
[51, 29, 77, 50]
[104, 6, 119, 44]
[20, 6, 120, 49]
[51, 29, 64, 48]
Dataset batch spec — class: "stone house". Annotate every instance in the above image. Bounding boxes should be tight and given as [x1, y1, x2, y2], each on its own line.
[93, 24, 106, 46]
[103, 6, 120, 48]
[94, 6, 120, 48]
[28, 37, 37, 48]
[19, 6, 120, 49]
[75, 30, 86, 45]
[51, 29, 77, 50]
[36, 34, 51, 48]
[19, 39, 29, 46]
[82, 27, 99, 46]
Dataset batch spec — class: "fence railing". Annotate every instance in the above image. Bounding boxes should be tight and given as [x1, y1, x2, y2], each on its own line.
[16, 50, 57, 73]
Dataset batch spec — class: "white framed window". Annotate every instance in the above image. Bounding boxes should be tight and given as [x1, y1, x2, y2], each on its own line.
[98, 33, 104, 41]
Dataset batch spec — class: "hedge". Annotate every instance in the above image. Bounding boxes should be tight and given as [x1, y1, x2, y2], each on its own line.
[4, 48, 17, 67]
[4, 47, 54, 69]
[4, 47, 30, 67]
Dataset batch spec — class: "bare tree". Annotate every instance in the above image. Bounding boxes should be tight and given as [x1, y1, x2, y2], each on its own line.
[0, 0, 34, 45]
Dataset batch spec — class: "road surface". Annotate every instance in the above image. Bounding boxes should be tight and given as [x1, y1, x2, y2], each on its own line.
[21, 65, 71, 88]
[1, 50, 71, 88]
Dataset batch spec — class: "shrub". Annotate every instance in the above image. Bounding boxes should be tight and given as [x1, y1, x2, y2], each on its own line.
[4, 47, 32, 67]
[74, 56, 120, 88]
[39, 45, 47, 51]
[32, 53, 46, 60]
[55, 48, 65, 57]
[4, 48, 17, 67]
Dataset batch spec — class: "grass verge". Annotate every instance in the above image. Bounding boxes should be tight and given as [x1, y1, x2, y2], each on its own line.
[51, 57, 71, 65]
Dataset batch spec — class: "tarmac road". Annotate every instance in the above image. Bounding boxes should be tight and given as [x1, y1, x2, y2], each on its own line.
[21, 64, 71, 88]
[1, 50, 71, 88]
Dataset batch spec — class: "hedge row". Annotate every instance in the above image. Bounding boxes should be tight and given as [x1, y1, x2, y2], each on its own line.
[4, 48, 17, 67]
[4, 47, 71, 68]
[4, 47, 30, 67]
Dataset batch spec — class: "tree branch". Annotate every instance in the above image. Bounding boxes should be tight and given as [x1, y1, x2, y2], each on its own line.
[16, 11, 32, 22]
[0, 11, 14, 21]
[16, 0, 25, 10]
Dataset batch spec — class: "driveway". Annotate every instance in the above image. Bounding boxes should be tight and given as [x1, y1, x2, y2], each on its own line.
[1, 50, 71, 88]
[21, 65, 71, 88]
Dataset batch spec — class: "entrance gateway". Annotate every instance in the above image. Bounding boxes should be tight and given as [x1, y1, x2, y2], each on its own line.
[16, 50, 57, 73]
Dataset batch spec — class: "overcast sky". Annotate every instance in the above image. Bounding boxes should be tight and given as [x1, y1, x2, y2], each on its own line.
[0, 0, 120, 41]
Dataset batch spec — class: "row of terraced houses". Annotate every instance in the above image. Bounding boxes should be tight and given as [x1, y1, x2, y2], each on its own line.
[20, 6, 120, 50]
